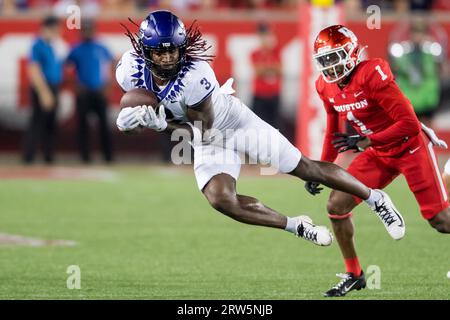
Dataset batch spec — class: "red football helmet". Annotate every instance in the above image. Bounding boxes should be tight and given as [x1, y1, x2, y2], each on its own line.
[313, 25, 364, 83]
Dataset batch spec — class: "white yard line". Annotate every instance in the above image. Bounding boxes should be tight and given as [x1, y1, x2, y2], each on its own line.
[0, 233, 77, 247]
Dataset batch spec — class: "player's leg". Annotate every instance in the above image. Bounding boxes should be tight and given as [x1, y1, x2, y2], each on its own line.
[429, 154, 450, 234]
[230, 105, 404, 239]
[289, 156, 405, 240]
[323, 150, 399, 297]
[399, 139, 450, 233]
[194, 145, 332, 246]
[428, 209, 450, 233]
[290, 156, 370, 200]
[201, 173, 331, 246]
[202, 173, 285, 228]
[327, 191, 358, 261]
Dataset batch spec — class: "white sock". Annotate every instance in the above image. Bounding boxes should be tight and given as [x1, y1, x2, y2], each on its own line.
[364, 189, 382, 207]
[285, 217, 297, 234]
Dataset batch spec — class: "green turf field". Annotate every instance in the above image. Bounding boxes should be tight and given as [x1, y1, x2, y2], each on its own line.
[0, 165, 448, 299]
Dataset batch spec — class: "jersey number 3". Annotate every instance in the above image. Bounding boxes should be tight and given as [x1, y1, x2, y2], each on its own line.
[200, 78, 211, 90]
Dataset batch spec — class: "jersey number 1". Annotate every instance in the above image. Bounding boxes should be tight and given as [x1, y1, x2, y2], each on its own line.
[375, 65, 388, 81]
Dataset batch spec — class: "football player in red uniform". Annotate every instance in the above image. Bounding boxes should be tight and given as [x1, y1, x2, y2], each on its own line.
[309, 25, 450, 297]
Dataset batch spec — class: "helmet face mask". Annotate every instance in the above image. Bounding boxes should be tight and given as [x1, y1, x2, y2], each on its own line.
[140, 42, 186, 80]
[313, 43, 356, 83]
[313, 25, 362, 84]
[138, 10, 187, 81]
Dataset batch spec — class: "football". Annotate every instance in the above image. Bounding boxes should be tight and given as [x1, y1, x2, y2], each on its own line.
[120, 88, 158, 109]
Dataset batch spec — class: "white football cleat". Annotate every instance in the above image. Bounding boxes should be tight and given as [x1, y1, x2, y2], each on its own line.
[295, 215, 333, 246]
[369, 190, 405, 240]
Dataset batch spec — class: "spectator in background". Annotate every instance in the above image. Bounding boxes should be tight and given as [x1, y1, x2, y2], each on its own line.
[390, 20, 441, 127]
[250, 22, 281, 128]
[66, 19, 114, 163]
[23, 16, 64, 164]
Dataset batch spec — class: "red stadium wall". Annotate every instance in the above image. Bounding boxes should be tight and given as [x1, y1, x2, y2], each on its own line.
[0, 18, 297, 110]
[0, 17, 449, 154]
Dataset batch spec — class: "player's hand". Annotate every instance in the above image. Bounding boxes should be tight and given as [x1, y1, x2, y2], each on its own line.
[305, 182, 323, 196]
[116, 106, 143, 132]
[332, 132, 369, 153]
[138, 105, 168, 132]
[421, 122, 448, 149]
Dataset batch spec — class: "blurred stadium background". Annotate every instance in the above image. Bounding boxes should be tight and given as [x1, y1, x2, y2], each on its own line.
[0, 0, 449, 300]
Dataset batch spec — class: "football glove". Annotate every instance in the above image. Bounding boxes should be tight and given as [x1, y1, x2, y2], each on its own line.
[116, 106, 144, 132]
[137, 105, 168, 132]
[305, 182, 323, 196]
[421, 122, 448, 149]
[332, 132, 366, 153]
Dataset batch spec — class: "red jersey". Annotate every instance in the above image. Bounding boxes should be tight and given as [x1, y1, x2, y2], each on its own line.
[316, 58, 421, 162]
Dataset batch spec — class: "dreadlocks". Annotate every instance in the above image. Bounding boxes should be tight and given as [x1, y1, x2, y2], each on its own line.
[121, 18, 214, 63]
[184, 21, 214, 63]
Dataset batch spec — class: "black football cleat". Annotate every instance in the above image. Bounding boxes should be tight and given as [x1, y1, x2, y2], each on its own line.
[323, 271, 366, 297]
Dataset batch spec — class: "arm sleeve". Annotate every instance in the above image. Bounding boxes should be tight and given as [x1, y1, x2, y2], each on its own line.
[320, 100, 339, 163]
[364, 59, 421, 146]
[315, 79, 339, 162]
[184, 62, 217, 107]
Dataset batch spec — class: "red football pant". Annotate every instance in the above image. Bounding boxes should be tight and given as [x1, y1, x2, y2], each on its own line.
[347, 133, 449, 220]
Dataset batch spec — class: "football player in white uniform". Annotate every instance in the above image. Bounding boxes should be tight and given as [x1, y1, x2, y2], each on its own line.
[115, 10, 404, 247]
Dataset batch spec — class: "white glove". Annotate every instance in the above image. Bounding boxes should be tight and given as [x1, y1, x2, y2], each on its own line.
[421, 122, 448, 149]
[137, 105, 168, 132]
[116, 106, 144, 132]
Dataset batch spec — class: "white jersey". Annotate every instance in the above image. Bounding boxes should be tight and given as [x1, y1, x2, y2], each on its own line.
[116, 50, 301, 190]
[116, 50, 242, 132]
